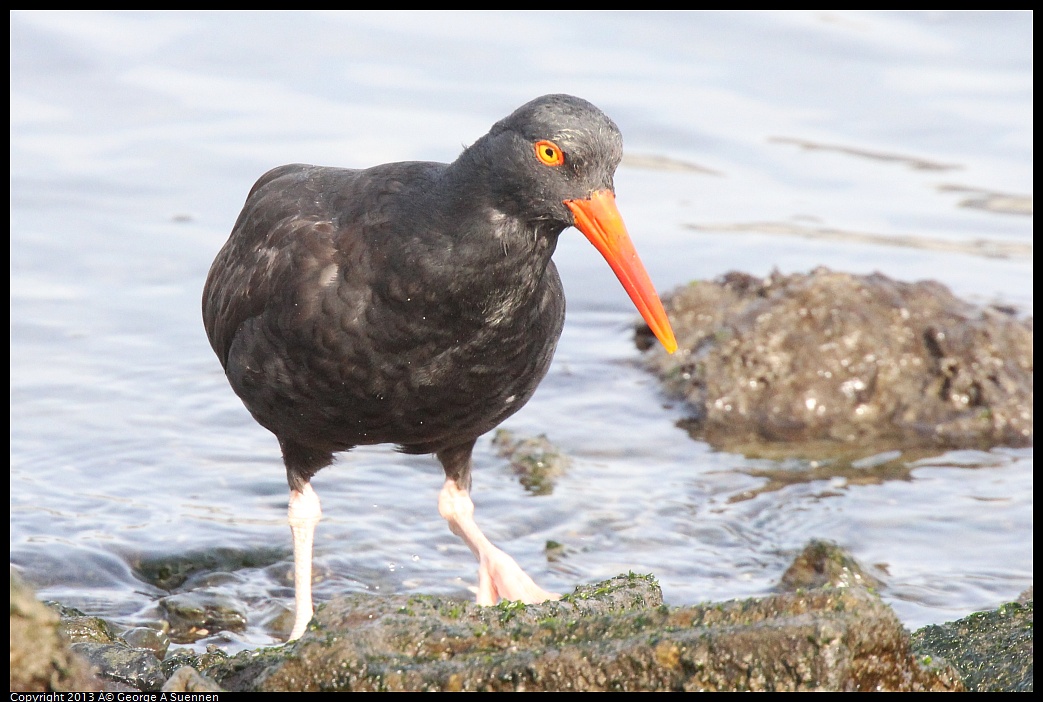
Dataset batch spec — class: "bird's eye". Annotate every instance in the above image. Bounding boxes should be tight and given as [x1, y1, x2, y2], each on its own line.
[534, 140, 564, 167]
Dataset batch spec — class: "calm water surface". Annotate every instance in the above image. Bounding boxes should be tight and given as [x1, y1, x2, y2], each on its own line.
[10, 11, 1032, 650]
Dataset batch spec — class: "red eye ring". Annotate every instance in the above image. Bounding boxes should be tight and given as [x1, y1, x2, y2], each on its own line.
[534, 140, 564, 167]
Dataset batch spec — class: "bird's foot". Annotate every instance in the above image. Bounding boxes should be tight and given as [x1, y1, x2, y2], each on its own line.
[475, 546, 561, 606]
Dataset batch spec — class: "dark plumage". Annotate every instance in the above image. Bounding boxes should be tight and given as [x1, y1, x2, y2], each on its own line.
[202, 94, 676, 640]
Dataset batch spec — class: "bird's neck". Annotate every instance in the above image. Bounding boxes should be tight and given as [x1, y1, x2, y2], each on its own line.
[398, 168, 564, 328]
[427, 157, 564, 280]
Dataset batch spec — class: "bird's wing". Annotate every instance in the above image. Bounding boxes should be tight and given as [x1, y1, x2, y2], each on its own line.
[202, 164, 360, 367]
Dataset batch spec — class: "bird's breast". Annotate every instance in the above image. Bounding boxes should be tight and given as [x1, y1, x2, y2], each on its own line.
[240, 257, 566, 452]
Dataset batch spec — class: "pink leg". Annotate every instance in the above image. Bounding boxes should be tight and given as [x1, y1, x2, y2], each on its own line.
[287, 482, 322, 641]
[438, 477, 559, 606]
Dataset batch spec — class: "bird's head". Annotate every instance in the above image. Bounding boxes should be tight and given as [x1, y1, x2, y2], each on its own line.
[465, 94, 677, 354]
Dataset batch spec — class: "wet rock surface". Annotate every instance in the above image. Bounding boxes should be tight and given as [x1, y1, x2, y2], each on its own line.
[777, 538, 885, 592]
[9, 569, 101, 692]
[912, 597, 1033, 692]
[215, 575, 963, 688]
[11, 543, 1029, 691]
[69, 642, 167, 692]
[197, 571, 961, 691]
[638, 268, 1032, 453]
[161, 665, 224, 693]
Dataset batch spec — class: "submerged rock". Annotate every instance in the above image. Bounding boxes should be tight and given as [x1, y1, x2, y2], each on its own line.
[159, 591, 248, 642]
[121, 626, 171, 660]
[492, 429, 571, 496]
[639, 268, 1032, 452]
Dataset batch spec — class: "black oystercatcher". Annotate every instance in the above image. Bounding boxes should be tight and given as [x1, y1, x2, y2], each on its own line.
[202, 94, 677, 641]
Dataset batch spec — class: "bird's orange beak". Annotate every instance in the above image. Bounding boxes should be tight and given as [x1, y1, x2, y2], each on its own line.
[565, 189, 678, 354]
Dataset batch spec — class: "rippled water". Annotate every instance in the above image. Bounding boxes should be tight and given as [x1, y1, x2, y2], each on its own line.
[10, 11, 1032, 651]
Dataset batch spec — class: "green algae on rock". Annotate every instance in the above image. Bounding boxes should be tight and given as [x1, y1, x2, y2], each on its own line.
[196, 568, 958, 691]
